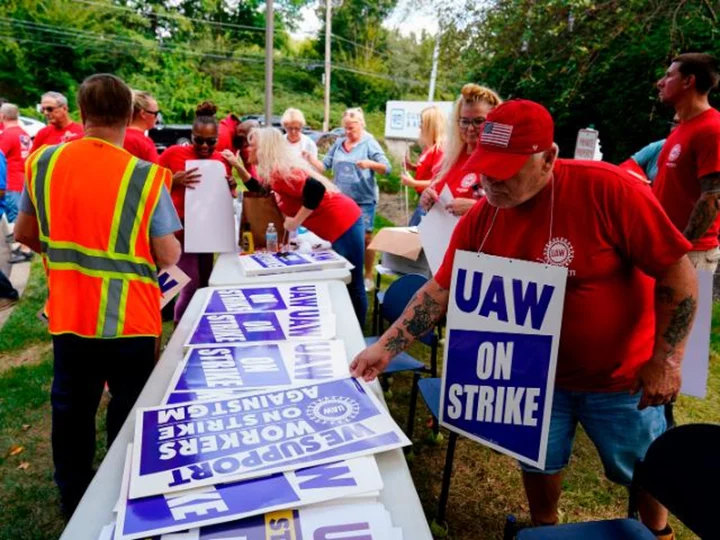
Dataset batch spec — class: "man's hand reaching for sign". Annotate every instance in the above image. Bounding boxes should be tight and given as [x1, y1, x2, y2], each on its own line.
[351, 279, 449, 381]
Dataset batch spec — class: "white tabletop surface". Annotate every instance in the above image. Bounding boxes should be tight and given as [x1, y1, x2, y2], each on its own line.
[209, 252, 352, 286]
[60, 281, 431, 540]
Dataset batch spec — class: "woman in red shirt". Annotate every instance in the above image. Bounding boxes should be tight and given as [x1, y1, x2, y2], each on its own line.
[222, 127, 368, 325]
[420, 84, 502, 217]
[401, 105, 446, 225]
[123, 90, 160, 163]
[159, 101, 233, 324]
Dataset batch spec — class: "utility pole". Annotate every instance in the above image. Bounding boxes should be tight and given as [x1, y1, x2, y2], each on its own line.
[323, 0, 332, 132]
[264, 0, 274, 126]
[427, 32, 440, 101]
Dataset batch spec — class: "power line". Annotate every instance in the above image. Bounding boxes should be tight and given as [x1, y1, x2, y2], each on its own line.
[0, 24, 431, 87]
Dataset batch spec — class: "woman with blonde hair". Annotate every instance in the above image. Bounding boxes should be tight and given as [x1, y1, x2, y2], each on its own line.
[420, 84, 502, 216]
[306, 107, 391, 292]
[281, 107, 318, 159]
[223, 127, 368, 324]
[401, 105, 447, 225]
[123, 90, 161, 163]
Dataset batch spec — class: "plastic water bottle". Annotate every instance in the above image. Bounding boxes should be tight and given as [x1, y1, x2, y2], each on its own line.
[266, 222, 278, 253]
[288, 228, 298, 250]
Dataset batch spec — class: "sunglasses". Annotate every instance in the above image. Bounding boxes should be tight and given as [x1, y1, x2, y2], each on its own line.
[458, 117, 486, 130]
[144, 109, 161, 117]
[192, 135, 217, 146]
[42, 106, 60, 113]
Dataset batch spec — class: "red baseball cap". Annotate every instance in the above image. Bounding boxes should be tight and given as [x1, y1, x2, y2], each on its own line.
[464, 99, 554, 180]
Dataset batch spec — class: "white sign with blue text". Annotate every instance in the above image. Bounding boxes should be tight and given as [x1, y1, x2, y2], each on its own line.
[162, 341, 349, 405]
[239, 250, 348, 277]
[439, 251, 567, 469]
[129, 377, 410, 499]
[116, 446, 383, 540]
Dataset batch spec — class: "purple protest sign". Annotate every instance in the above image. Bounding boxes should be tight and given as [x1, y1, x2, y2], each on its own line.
[165, 502, 394, 540]
[129, 378, 409, 499]
[239, 252, 346, 277]
[163, 341, 349, 405]
[115, 446, 382, 540]
[203, 284, 332, 315]
[185, 309, 336, 347]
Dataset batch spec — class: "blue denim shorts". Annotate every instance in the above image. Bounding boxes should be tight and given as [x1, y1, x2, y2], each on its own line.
[357, 203, 376, 234]
[520, 389, 666, 486]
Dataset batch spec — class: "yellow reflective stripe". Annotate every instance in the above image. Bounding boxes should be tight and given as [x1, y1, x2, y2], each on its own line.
[128, 163, 159, 257]
[45, 262, 157, 285]
[43, 146, 65, 237]
[26, 148, 45, 208]
[96, 278, 110, 337]
[108, 157, 138, 252]
[116, 280, 130, 335]
[46, 239, 153, 266]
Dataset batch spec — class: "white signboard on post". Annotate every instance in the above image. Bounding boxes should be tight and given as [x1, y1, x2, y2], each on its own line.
[384, 101, 454, 140]
[439, 252, 568, 469]
[574, 128, 600, 160]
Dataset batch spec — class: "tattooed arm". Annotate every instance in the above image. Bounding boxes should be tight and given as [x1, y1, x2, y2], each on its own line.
[350, 279, 449, 381]
[683, 172, 720, 241]
[632, 255, 698, 409]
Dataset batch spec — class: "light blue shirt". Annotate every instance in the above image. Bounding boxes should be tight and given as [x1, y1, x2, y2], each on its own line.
[323, 133, 391, 205]
[632, 139, 665, 182]
[0, 152, 6, 191]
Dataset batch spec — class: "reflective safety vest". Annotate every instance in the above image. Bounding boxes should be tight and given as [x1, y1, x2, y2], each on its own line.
[26, 137, 172, 338]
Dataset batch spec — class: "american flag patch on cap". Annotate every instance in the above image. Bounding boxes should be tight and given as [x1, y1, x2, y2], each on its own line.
[481, 122, 513, 147]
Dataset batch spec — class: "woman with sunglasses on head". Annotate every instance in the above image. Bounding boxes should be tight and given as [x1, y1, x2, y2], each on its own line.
[123, 90, 161, 163]
[159, 101, 233, 324]
[420, 84, 502, 217]
[223, 127, 368, 325]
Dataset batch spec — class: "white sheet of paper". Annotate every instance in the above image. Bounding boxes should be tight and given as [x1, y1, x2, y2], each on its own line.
[157, 265, 191, 308]
[419, 185, 460, 275]
[184, 160, 235, 254]
[680, 269, 713, 398]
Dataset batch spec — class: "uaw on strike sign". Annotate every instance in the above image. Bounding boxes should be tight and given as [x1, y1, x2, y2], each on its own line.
[440, 252, 567, 469]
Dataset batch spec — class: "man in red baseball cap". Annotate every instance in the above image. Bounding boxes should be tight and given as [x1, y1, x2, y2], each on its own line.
[351, 99, 697, 538]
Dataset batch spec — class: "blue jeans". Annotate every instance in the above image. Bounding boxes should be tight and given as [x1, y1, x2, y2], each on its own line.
[357, 203, 376, 233]
[3, 191, 21, 223]
[51, 334, 156, 513]
[520, 389, 666, 486]
[332, 217, 368, 326]
[408, 204, 426, 226]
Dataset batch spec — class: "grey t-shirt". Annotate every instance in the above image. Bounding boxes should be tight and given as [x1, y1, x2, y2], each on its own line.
[20, 185, 182, 238]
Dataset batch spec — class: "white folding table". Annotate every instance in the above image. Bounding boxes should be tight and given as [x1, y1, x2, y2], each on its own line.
[60, 281, 431, 540]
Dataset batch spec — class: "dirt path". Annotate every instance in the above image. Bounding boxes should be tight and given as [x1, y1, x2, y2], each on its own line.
[377, 190, 412, 227]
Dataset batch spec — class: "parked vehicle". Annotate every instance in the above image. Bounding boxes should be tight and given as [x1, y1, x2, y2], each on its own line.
[18, 116, 45, 138]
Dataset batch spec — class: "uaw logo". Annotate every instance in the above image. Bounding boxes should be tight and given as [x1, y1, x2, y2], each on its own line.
[19, 135, 31, 158]
[542, 237, 575, 271]
[460, 173, 477, 189]
[668, 143, 682, 163]
[306, 396, 360, 425]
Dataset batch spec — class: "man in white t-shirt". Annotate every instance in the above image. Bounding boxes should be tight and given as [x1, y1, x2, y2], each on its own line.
[282, 107, 318, 160]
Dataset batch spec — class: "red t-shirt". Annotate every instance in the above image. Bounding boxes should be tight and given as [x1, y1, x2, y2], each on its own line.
[271, 171, 362, 242]
[435, 159, 691, 393]
[123, 128, 159, 163]
[217, 114, 240, 153]
[432, 150, 483, 200]
[653, 108, 720, 251]
[30, 122, 84, 153]
[0, 126, 32, 192]
[158, 145, 231, 222]
[413, 144, 444, 195]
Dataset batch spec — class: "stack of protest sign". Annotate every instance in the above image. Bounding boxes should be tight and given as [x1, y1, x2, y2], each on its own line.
[106, 282, 410, 539]
[238, 250, 348, 277]
[186, 283, 337, 347]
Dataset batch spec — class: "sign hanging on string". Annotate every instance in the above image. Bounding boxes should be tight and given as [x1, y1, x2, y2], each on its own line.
[439, 251, 567, 469]
[116, 445, 383, 540]
[163, 341, 349, 404]
[129, 377, 410, 499]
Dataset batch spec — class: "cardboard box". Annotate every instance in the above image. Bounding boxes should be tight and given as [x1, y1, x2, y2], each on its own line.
[369, 227, 431, 276]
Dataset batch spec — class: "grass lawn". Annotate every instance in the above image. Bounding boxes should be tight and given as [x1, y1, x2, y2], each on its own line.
[0, 259, 717, 539]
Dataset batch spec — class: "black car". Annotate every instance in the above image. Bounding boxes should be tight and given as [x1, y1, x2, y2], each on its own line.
[148, 124, 192, 154]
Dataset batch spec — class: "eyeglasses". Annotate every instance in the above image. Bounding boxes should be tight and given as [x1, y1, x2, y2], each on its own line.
[144, 109, 161, 117]
[192, 135, 217, 146]
[42, 106, 59, 113]
[458, 117, 486, 130]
